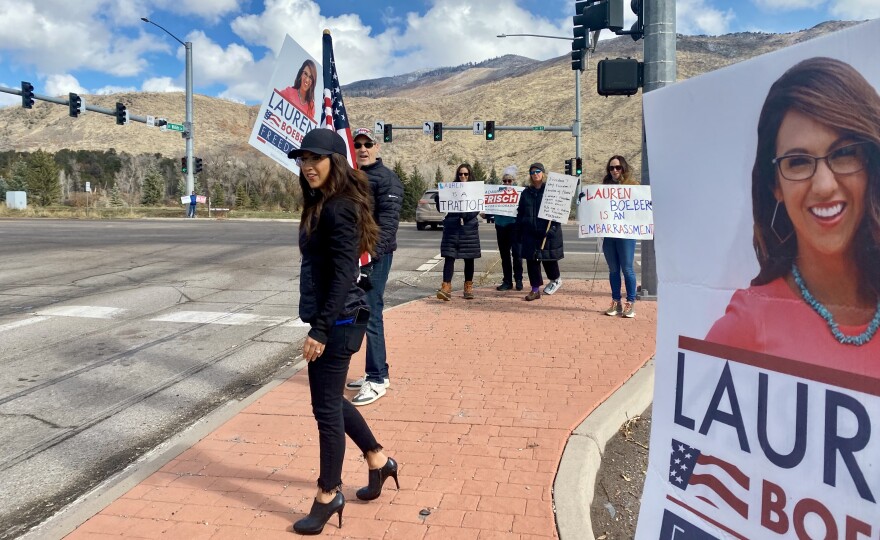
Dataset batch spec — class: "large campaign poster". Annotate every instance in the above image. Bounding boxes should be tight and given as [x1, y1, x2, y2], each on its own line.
[638, 20, 880, 539]
[248, 35, 322, 175]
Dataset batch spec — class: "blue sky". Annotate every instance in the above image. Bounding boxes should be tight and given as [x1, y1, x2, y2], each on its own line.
[0, 0, 877, 107]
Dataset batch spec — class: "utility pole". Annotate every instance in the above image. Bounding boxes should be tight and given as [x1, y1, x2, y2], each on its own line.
[639, 0, 675, 298]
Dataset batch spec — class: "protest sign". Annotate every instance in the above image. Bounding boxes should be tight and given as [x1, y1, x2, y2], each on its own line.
[636, 19, 880, 539]
[437, 181, 485, 213]
[484, 185, 524, 217]
[537, 173, 578, 224]
[180, 195, 206, 204]
[577, 184, 653, 239]
[248, 35, 322, 175]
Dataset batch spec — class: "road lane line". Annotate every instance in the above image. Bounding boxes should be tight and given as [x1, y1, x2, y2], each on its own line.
[36, 306, 126, 319]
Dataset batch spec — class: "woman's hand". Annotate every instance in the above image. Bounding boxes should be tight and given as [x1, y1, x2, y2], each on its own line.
[303, 336, 326, 362]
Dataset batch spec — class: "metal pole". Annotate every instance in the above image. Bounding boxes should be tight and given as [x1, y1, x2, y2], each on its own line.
[185, 41, 194, 195]
[574, 68, 581, 160]
[639, 0, 676, 299]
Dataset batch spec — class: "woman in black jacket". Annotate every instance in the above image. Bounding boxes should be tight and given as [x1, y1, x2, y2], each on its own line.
[436, 163, 482, 300]
[516, 162, 564, 301]
[288, 129, 399, 535]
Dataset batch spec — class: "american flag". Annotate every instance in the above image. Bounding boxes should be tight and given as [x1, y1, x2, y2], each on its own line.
[320, 30, 356, 169]
[669, 439, 750, 519]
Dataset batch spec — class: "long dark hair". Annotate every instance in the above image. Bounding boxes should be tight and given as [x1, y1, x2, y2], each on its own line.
[602, 155, 635, 185]
[454, 163, 473, 182]
[293, 60, 317, 105]
[751, 57, 880, 297]
[300, 153, 379, 255]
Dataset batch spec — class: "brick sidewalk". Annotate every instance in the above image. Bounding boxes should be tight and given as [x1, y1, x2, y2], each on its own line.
[65, 280, 656, 539]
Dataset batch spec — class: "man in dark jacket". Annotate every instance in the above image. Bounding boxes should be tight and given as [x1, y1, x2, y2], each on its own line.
[346, 127, 404, 406]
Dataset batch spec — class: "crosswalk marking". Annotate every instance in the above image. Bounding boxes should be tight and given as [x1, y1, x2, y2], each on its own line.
[417, 253, 443, 272]
[0, 316, 50, 333]
[150, 311, 290, 326]
[37, 306, 126, 319]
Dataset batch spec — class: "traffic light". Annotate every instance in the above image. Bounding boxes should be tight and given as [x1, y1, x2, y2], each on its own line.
[68, 93, 82, 117]
[194, 157, 203, 175]
[575, 157, 583, 176]
[383, 123, 393, 143]
[573, 0, 624, 34]
[628, 0, 645, 41]
[571, 49, 586, 72]
[115, 102, 129, 125]
[181, 157, 187, 174]
[564, 159, 573, 176]
[21, 81, 34, 109]
[485, 121, 495, 141]
[433, 122, 443, 142]
[598, 58, 643, 96]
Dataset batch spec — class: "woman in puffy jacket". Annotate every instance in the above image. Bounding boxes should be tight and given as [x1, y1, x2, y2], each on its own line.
[436, 163, 482, 300]
[516, 162, 564, 301]
[288, 129, 399, 535]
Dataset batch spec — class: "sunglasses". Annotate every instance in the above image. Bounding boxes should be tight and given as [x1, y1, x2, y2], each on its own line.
[458, 172, 470, 177]
[502, 179, 514, 184]
[354, 142, 375, 149]
[608, 165, 623, 171]
[529, 169, 543, 175]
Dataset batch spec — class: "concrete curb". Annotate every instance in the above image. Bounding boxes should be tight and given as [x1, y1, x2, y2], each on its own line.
[554, 359, 655, 540]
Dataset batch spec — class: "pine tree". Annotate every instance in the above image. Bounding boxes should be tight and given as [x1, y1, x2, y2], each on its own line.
[110, 184, 125, 207]
[25, 151, 61, 206]
[392, 161, 408, 185]
[141, 168, 164, 206]
[434, 165, 443, 186]
[488, 166, 499, 185]
[472, 159, 488, 183]
[235, 183, 251, 209]
[400, 165, 425, 222]
[211, 182, 226, 208]
[249, 189, 262, 210]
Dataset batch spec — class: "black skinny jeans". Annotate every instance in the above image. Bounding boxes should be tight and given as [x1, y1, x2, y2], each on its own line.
[443, 257, 474, 282]
[526, 259, 560, 288]
[307, 321, 382, 492]
[495, 225, 522, 284]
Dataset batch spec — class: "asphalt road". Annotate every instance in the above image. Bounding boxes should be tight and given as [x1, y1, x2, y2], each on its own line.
[0, 218, 634, 538]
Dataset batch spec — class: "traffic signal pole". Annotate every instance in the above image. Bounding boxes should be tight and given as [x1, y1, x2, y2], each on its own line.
[0, 84, 164, 125]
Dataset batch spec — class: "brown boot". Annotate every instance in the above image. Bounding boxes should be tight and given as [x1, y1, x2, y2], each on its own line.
[437, 282, 452, 301]
[463, 281, 475, 300]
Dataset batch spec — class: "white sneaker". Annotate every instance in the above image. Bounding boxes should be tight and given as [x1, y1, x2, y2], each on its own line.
[352, 381, 387, 406]
[346, 376, 390, 390]
[543, 278, 562, 295]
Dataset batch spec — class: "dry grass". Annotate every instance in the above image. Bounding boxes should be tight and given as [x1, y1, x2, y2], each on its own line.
[0, 204, 300, 220]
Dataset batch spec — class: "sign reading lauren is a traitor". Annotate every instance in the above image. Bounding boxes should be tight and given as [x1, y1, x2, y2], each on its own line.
[636, 19, 880, 540]
[437, 181, 485, 213]
[577, 184, 653, 239]
[537, 172, 578, 224]
[248, 34, 323, 175]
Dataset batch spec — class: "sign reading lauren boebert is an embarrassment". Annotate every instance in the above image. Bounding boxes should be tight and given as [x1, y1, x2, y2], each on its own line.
[537, 172, 579, 224]
[577, 184, 653, 239]
[248, 35, 322, 175]
[437, 181, 485, 213]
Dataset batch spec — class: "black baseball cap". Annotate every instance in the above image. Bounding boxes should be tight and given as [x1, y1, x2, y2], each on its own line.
[287, 129, 347, 159]
[529, 162, 545, 173]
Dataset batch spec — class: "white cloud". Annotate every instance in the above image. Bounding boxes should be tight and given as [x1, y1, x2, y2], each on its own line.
[678, 0, 736, 35]
[829, 0, 880, 18]
[0, 84, 20, 108]
[94, 85, 138, 95]
[141, 76, 183, 92]
[752, 0, 820, 10]
[186, 30, 255, 85]
[45, 74, 88, 96]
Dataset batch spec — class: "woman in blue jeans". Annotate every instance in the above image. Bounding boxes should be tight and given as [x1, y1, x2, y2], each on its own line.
[288, 129, 399, 535]
[602, 155, 638, 318]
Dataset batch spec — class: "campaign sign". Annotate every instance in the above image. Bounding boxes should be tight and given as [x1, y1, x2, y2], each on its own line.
[537, 172, 578, 224]
[577, 184, 653, 239]
[180, 195, 207, 204]
[636, 19, 880, 540]
[437, 181, 485, 213]
[484, 185, 524, 217]
[248, 35, 323, 175]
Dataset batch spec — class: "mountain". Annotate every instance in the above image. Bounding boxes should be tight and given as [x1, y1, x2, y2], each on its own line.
[0, 21, 865, 184]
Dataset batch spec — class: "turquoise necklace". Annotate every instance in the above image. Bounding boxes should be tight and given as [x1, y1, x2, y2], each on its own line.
[791, 264, 880, 346]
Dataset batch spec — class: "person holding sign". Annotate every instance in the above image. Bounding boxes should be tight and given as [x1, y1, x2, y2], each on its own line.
[517, 162, 564, 301]
[601, 156, 639, 318]
[279, 59, 317, 119]
[437, 163, 482, 300]
[287, 130, 398, 535]
[494, 166, 524, 291]
[187, 191, 197, 218]
[708, 57, 880, 365]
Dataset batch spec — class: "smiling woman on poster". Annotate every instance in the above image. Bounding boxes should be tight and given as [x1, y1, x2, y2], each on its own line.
[707, 57, 880, 372]
[279, 59, 317, 119]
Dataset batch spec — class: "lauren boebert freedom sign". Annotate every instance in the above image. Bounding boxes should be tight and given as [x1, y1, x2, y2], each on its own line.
[636, 19, 880, 540]
[577, 185, 653, 239]
[437, 181, 485, 213]
[248, 34, 322, 175]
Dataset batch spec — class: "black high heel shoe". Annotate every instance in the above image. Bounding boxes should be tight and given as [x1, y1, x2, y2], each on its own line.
[356, 457, 400, 501]
[293, 491, 344, 535]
